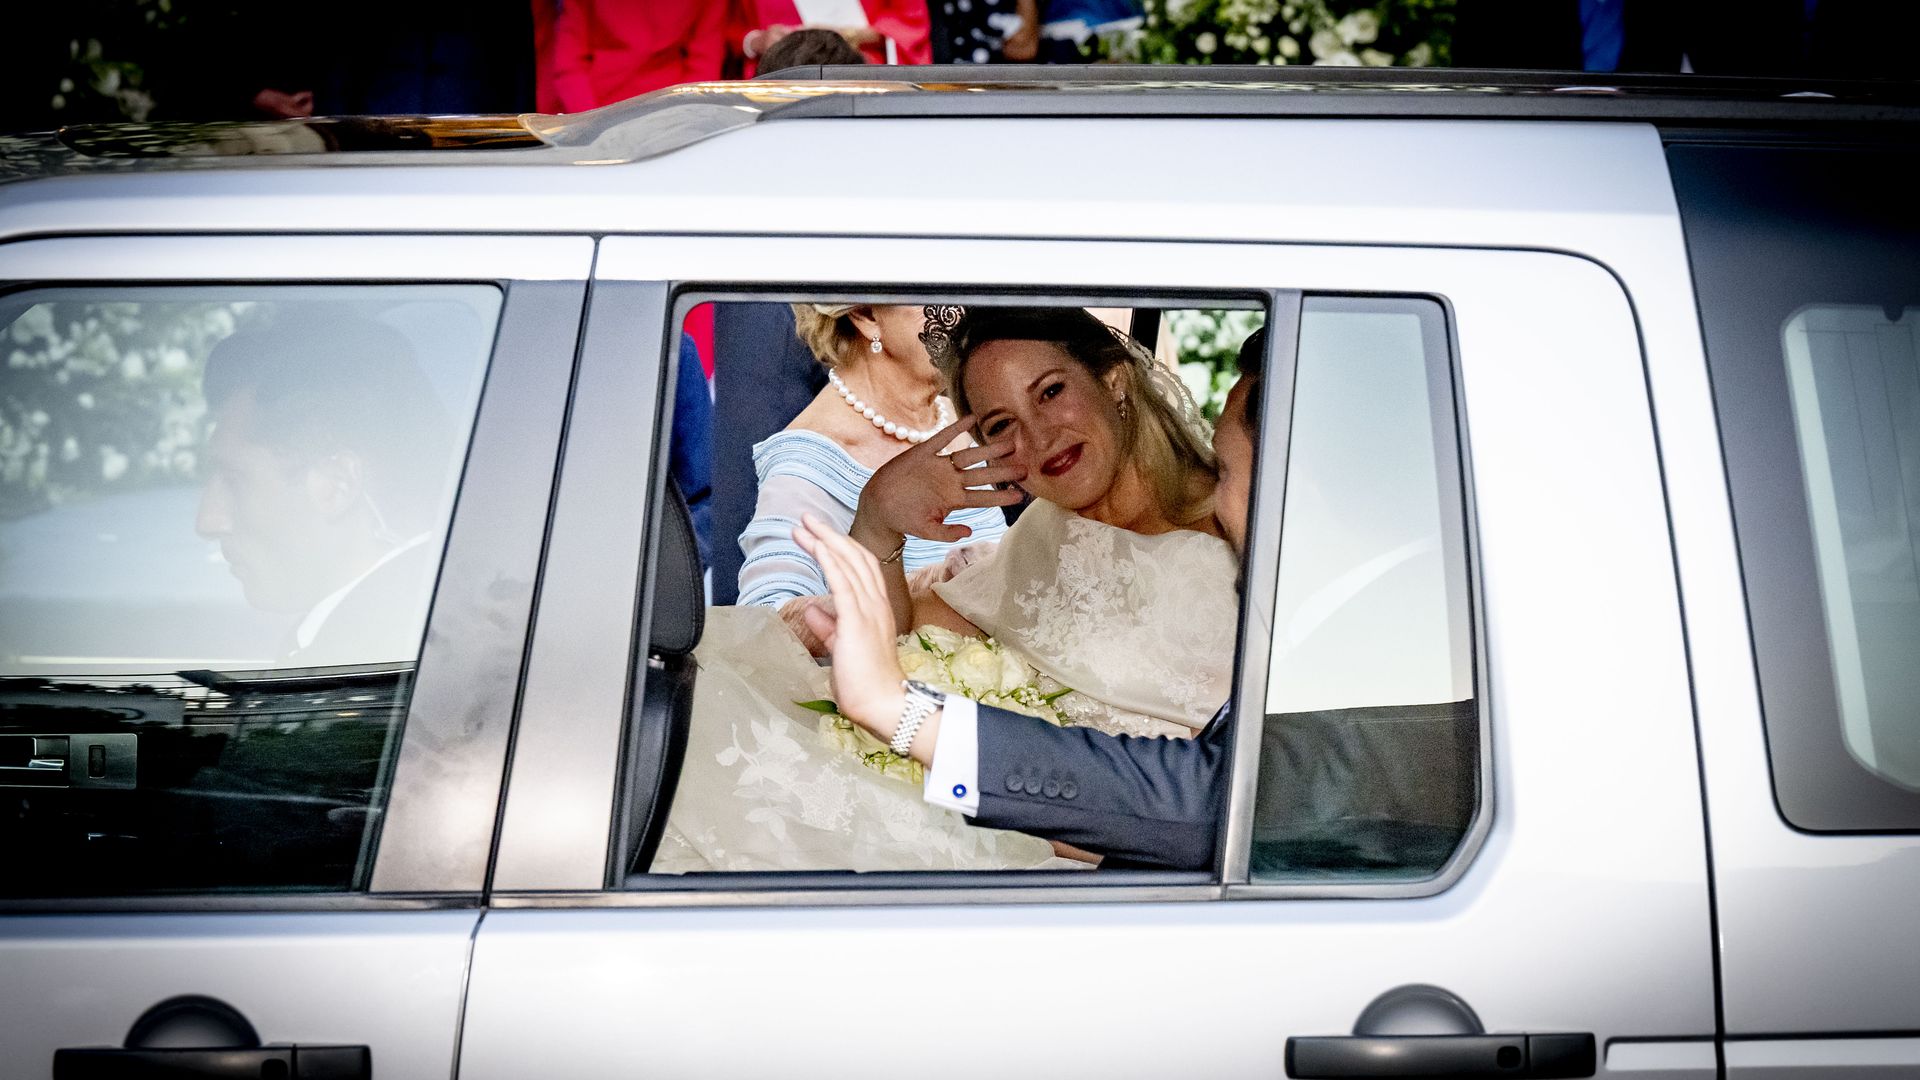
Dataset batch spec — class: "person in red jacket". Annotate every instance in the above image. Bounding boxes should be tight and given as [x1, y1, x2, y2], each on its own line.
[731, 0, 933, 69]
[533, 0, 727, 113]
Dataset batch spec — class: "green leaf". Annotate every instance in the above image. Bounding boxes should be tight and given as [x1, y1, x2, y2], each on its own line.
[794, 699, 840, 714]
[1041, 687, 1076, 704]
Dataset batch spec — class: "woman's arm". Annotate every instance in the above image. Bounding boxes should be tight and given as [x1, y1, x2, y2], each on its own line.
[738, 473, 849, 608]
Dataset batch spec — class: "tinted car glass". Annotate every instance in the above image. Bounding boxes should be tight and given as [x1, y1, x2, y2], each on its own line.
[1671, 141, 1920, 831]
[1251, 296, 1478, 881]
[1782, 304, 1920, 792]
[0, 286, 498, 895]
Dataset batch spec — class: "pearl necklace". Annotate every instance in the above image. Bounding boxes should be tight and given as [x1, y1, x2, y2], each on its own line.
[827, 368, 952, 444]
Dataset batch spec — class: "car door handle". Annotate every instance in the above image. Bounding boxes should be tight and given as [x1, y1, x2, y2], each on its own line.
[1287, 1032, 1595, 1078]
[54, 1044, 370, 1079]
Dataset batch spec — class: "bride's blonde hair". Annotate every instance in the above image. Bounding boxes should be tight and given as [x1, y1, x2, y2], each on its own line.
[933, 307, 1216, 527]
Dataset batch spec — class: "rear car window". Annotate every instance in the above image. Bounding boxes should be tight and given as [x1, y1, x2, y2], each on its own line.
[1671, 140, 1920, 831]
[0, 286, 498, 895]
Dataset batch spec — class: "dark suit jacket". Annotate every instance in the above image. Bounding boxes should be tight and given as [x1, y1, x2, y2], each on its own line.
[709, 303, 827, 606]
[973, 698, 1477, 872]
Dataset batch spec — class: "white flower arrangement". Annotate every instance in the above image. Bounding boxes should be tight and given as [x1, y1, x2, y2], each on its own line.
[802, 626, 1075, 784]
[1108, 0, 1451, 69]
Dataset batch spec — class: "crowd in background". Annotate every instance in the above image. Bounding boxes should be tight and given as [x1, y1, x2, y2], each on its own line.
[7, 0, 1916, 136]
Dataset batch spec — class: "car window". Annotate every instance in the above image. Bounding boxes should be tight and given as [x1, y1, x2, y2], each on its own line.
[620, 298, 1261, 880]
[607, 293, 1479, 890]
[1671, 141, 1920, 831]
[1782, 304, 1920, 793]
[0, 285, 498, 896]
[1250, 296, 1479, 882]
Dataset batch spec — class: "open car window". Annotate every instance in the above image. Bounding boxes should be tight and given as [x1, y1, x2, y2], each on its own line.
[608, 291, 1482, 892]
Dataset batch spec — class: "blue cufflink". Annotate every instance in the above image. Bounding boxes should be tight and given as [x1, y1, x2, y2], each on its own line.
[953, 783, 967, 799]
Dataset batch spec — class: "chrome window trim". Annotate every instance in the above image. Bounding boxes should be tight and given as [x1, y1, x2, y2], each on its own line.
[0, 894, 479, 915]
[491, 885, 1223, 910]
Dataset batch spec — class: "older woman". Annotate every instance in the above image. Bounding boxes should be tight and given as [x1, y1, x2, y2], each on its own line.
[737, 304, 1011, 647]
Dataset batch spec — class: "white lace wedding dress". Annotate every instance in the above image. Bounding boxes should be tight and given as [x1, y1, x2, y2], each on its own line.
[649, 499, 1240, 873]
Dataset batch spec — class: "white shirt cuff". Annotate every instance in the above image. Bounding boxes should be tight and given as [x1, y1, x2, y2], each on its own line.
[922, 695, 980, 816]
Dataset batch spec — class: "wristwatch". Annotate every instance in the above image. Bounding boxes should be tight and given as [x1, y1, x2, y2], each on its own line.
[890, 679, 947, 757]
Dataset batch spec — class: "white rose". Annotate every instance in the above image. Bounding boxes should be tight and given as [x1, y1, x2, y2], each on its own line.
[949, 641, 1004, 694]
[1195, 31, 1217, 55]
[898, 647, 939, 683]
[1252, 34, 1271, 55]
[1308, 28, 1339, 58]
[1360, 48, 1393, 67]
[816, 715, 861, 755]
[913, 625, 967, 657]
[1316, 48, 1361, 66]
[995, 649, 1033, 695]
[1278, 34, 1301, 58]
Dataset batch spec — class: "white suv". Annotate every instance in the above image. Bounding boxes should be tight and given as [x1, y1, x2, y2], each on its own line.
[1, 67, 1916, 1080]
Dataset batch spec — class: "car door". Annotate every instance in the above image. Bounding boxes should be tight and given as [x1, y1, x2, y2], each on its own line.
[0, 234, 589, 1078]
[458, 234, 1717, 1079]
[1670, 138, 1920, 1077]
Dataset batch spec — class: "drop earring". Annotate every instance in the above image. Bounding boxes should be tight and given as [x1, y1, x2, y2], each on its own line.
[1117, 396, 1131, 421]
[869, 336, 884, 355]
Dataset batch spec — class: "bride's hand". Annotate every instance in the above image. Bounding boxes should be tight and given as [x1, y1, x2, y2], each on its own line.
[849, 415, 1026, 556]
[794, 513, 909, 741]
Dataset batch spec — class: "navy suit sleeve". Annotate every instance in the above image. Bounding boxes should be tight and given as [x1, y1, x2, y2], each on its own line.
[972, 703, 1230, 871]
[670, 331, 714, 570]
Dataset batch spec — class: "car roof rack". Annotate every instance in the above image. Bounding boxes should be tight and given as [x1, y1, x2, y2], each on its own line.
[8, 66, 1913, 185]
[749, 65, 1920, 127]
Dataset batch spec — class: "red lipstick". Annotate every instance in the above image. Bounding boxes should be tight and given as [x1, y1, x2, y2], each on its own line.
[1040, 444, 1082, 478]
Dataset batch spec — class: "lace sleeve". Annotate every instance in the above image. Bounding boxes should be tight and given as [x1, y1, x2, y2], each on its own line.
[737, 473, 856, 608]
[936, 499, 1240, 732]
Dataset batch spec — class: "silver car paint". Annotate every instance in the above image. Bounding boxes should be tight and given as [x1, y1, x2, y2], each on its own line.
[2, 113, 1912, 1072]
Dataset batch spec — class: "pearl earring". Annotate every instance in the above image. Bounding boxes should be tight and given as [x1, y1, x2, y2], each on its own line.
[1118, 396, 1131, 421]
[869, 336, 884, 355]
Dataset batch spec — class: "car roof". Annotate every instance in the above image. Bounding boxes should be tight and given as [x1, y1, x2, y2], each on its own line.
[3, 67, 1915, 188]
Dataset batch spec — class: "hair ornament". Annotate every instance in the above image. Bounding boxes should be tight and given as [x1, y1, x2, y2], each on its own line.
[919, 304, 966, 377]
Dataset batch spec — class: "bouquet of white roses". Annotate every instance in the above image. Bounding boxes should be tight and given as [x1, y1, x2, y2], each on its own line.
[802, 626, 1075, 784]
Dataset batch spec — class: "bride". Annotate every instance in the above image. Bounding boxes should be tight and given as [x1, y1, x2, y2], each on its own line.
[650, 307, 1240, 873]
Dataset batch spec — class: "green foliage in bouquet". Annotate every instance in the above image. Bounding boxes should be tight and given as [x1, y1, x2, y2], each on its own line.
[1107, 0, 1454, 68]
[801, 627, 1076, 784]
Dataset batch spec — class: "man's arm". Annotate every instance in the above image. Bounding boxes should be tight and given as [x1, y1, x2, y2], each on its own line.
[792, 515, 1225, 870]
[970, 703, 1229, 871]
